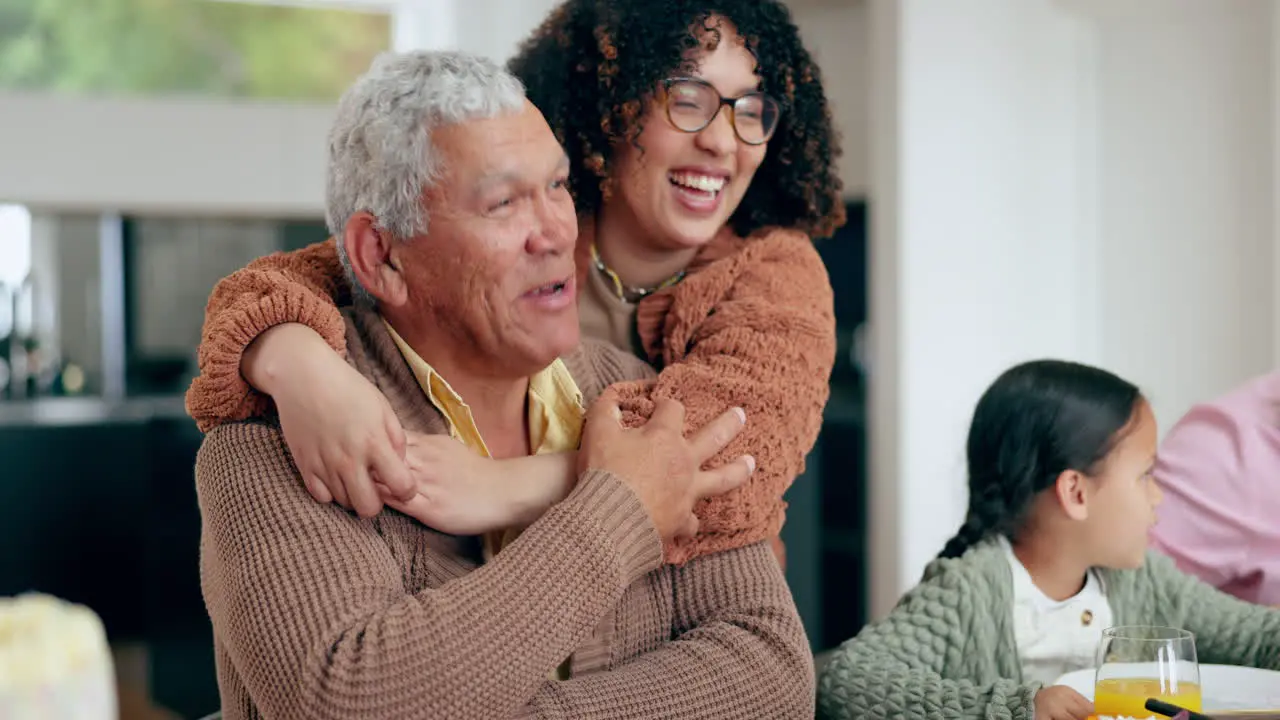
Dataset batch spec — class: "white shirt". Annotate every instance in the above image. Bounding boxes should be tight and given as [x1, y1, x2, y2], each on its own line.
[1000, 536, 1114, 686]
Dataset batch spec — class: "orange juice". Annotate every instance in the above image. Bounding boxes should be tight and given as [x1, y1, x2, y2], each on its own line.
[1094, 678, 1203, 719]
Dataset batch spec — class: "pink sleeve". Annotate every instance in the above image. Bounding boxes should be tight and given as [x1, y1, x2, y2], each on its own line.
[1149, 403, 1252, 589]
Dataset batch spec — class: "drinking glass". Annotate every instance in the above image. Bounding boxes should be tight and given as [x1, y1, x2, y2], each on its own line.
[1094, 626, 1201, 720]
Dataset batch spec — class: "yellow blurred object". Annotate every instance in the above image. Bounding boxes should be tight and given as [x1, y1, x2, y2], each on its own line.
[62, 363, 86, 395]
[0, 593, 117, 719]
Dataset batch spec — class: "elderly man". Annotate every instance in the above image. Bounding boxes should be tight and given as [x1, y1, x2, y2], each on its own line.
[195, 50, 813, 719]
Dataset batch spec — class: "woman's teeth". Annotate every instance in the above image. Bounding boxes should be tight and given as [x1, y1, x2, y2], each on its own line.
[669, 172, 726, 194]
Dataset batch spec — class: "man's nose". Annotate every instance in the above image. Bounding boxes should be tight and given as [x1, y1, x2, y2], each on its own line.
[526, 195, 576, 254]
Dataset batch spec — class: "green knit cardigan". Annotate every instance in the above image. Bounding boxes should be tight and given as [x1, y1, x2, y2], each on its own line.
[817, 539, 1280, 720]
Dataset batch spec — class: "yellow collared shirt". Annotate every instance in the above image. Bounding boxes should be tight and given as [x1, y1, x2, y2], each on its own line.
[383, 319, 585, 559]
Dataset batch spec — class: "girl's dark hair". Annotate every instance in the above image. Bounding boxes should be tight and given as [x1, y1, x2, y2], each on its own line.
[508, 0, 846, 239]
[936, 359, 1143, 560]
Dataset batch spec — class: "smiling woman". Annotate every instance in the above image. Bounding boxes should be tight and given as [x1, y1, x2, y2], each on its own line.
[600, 22, 775, 281]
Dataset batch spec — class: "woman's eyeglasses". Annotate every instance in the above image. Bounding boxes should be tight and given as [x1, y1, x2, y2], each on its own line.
[660, 77, 781, 146]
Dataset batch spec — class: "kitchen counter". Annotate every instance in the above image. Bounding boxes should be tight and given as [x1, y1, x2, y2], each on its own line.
[0, 395, 190, 427]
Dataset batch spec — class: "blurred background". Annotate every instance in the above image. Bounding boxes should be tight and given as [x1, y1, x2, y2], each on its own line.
[1, 0, 1276, 716]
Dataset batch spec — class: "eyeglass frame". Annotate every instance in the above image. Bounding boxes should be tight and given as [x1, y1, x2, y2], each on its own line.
[659, 77, 781, 146]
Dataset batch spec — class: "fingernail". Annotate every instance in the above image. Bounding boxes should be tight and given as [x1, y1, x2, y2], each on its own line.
[744, 455, 756, 473]
[733, 407, 746, 424]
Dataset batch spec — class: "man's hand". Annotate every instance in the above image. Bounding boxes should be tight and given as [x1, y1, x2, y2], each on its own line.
[579, 389, 754, 543]
[1034, 685, 1094, 720]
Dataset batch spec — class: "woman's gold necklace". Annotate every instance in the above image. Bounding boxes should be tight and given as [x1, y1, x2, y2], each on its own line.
[590, 242, 687, 303]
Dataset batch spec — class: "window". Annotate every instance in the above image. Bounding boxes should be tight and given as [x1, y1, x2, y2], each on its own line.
[0, 0, 393, 101]
[0, 205, 32, 287]
[0, 205, 31, 382]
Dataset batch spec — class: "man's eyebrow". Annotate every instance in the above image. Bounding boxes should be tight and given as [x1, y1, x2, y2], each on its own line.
[473, 151, 570, 195]
[473, 170, 521, 194]
[530, 151, 571, 181]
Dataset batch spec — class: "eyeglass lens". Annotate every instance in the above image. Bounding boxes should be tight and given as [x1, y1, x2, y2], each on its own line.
[665, 80, 779, 144]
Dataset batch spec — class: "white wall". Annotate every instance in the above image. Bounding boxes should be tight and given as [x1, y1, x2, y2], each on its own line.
[0, 92, 334, 215]
[456, 0, 561, 69]
[396, 0, 563, 66]
[1089, 0, 1276, 433]
[867, 0, 1098, 618]
[867, 0, 1280, 619]
[789, 0, 870, 197]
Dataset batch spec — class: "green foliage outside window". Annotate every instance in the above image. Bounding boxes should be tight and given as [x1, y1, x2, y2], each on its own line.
[0, 0, 391, 101]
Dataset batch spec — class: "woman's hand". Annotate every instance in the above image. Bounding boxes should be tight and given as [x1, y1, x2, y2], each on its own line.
[244, 323, 415, 516]
[388, 438, 577, 535]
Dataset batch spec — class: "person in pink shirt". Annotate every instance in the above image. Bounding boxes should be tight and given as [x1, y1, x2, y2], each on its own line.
[1150, 371, 1280, 606]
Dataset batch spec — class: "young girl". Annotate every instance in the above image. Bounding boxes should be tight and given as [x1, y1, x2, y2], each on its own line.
[184, 0, 843, 567]
[817, 359, 1280, 720]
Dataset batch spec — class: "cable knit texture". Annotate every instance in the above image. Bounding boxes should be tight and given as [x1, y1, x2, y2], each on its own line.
[197, 307, 814, 720]
[185, 227, 836, 565]
[816, 538, 1280, 720]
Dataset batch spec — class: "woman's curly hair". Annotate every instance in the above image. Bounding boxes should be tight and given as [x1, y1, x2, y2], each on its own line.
[508, 0, 846, 239]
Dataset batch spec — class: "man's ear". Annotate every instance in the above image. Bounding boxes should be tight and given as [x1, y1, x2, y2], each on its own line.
[342, 212, 409, 307]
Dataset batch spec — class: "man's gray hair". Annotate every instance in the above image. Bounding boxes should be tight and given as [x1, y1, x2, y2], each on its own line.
[326, 50, 527, 293]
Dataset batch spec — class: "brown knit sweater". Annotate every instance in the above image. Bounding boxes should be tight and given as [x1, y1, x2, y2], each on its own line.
[187, 225, 836, 564]
[196, 307, 814, 719]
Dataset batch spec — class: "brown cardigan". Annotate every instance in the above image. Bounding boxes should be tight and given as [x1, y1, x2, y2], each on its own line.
[196, 307, 814, 719]
[186, 225, 836, 564]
